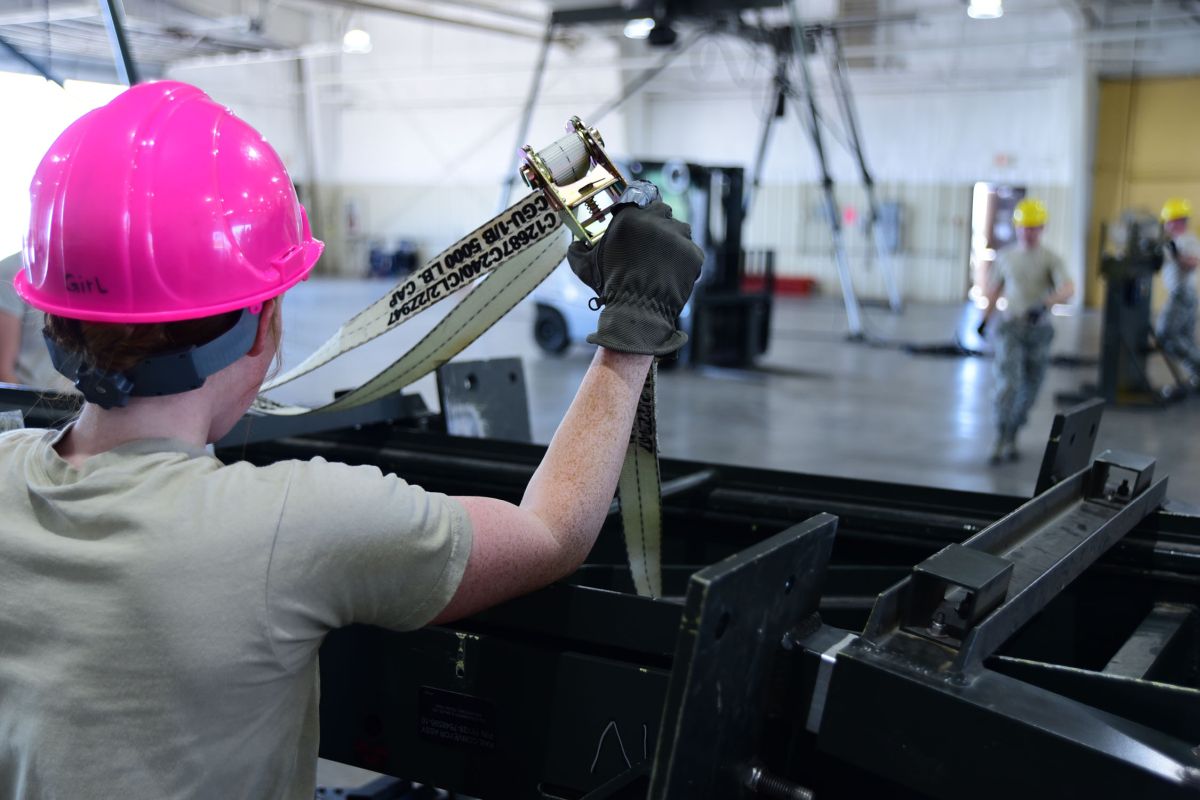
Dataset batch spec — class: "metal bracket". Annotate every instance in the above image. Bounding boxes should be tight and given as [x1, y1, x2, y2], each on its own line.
[1035, 398, 1104, 495]
[436, 357, 533, 443]
[864, 450, 1169, 674]
[903, 545, 1013, 646]
[1089, 450, 1155, 505]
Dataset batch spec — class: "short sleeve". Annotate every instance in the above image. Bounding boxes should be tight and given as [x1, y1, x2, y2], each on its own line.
[0, 253, 25, 317]
[265, 457, 473, 671]
[986, 253, 1007, 294]
[1047, 250, 1071, 291]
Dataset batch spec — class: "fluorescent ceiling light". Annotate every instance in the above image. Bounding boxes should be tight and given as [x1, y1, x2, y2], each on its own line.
[624, 18, 655, 39]
[967, 0, 1003, 19]
[342, 28, 372, 54]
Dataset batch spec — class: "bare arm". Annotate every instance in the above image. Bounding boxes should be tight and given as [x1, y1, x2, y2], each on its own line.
[434, 348, 653, 622]
[1045, 279, 1075, 307]
[0, 311, 21, 384]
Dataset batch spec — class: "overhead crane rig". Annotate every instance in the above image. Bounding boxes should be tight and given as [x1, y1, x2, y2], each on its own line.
[508, 0, 910, 338]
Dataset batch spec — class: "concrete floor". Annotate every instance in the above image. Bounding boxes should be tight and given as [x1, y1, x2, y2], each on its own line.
[276, 276, 1200, 503]
[293, 276, 1200, 792]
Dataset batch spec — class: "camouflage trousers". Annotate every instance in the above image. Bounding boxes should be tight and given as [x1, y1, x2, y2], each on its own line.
[993, 318, 1054, 438]
[1156, 289, 1200, 376]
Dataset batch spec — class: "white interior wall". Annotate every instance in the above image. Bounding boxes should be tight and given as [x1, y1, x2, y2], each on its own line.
[635, 74, 1080, 302]
[163, 5, 1094, 304]
[169, 57, 309, 179]
[0, 75, 124, 256]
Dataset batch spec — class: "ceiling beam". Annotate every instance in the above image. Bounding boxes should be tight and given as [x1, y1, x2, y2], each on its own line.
[0, 3, 97, 27]
[278, 0, 555, 41]
[0, 33, 65, 85]
[417, 0, 543, 24]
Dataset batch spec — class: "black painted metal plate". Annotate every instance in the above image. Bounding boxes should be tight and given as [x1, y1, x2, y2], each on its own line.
[648, 513, 838, 799]
[437, 357, 532, 443]
[1036, 398, 1104, 495]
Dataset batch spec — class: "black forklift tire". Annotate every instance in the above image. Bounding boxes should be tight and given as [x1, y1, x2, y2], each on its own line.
[534, 304, 570, 355]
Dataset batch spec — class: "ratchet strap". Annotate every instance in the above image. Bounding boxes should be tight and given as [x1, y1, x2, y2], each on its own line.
[253, 191, 664, 597]
[620, 364, 662, 597]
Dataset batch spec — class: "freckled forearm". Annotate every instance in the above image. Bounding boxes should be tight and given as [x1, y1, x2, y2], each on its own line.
[0, 312, 22, 383]
[521, 348, 652, 567]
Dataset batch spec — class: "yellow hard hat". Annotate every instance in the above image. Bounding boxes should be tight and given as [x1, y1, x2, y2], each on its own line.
[1161, 197, 1192, 223]
[1013, 198, 1048, 228]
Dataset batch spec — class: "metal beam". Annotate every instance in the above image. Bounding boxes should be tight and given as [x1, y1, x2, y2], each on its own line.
[1103, 603, 1195, 680]
[422, 0, 544, 24]
[825, 28, 902, 313]
[550, 4, 651, 26]
[0, 4, 96, 27]
[497, 18, 554, 214]
[0, 34, 65, 86]
[288, 0, 551, 40]
[743, 54, 787, 217]
[585, 31, 702, 124]
[608, 469, 718, 516]
[550, 1, 778, 27]
[785, 1, 863, 339]
[298, 51, 323, 254]
[98, 0, 140, 84]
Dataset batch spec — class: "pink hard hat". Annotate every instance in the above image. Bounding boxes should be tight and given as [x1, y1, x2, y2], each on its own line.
[16, 80, 323, 324]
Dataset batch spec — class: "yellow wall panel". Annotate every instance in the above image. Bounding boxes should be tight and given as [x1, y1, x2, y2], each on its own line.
[1125, 81, 1200, 182]
[1088, 77, 1200, 308]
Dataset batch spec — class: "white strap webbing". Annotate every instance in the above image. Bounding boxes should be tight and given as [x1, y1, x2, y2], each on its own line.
[254, 192, 563, 413]
[620, 364, 663, 598]
[251, 190, 664, 597]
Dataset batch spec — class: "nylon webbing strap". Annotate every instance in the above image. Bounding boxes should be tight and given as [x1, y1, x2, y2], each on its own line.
[256, 192, 562, 409]
[620, 365, 662, 597]
[250, 190, 665, 598]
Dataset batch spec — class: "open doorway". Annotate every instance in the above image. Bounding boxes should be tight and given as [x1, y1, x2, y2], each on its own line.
[969, 182, 1026, 311]
[941, 182, 1027, 352]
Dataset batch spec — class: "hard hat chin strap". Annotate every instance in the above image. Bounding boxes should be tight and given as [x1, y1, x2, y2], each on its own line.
[44, 308, 261, 410]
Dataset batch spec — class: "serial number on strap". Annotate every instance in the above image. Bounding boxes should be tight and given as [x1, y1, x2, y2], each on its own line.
[386, 209, 558, 323]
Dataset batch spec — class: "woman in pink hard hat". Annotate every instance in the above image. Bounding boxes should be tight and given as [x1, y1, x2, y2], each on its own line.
[0, 81, 702, 798]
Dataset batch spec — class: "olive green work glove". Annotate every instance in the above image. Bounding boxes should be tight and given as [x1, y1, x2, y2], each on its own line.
[567, 197, 704, 356]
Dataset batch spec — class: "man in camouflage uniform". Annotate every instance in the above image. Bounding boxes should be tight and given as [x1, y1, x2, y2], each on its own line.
[981, 199, 1076, 464]
[1156, 198, 1200, 380]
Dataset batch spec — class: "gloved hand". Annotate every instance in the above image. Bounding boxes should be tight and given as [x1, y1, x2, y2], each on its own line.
[568, 199, 704, 356]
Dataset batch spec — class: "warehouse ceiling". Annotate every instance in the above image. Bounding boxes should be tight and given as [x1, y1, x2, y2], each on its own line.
[0, 0, 1197, 86]
[0, 0, 308, 83]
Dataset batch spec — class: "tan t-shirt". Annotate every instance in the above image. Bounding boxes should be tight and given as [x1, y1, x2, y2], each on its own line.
[0, 253, 73, 392]
[988, 245, 1072, 318]
[0, 427, 472, 799]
